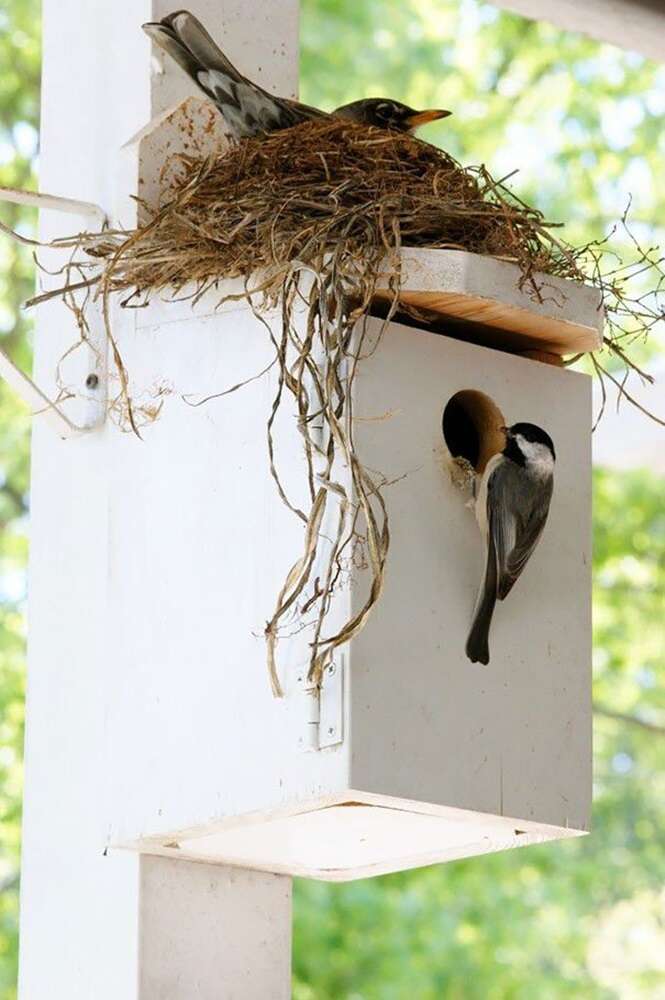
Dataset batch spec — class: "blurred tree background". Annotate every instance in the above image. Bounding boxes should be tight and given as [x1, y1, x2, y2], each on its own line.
[0, 1, 663, 997]
[0, 0, 39, 996]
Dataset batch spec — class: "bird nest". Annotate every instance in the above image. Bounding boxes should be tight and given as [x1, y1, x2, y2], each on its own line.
[47, 117, 597, 298]
[18, 117, 665, 694]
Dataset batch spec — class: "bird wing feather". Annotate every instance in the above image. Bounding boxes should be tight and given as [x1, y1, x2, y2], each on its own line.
[487, 461, 553, 602]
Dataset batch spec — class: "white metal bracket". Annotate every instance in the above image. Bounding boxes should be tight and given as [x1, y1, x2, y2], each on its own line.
[297, 656, 344, 751]
[0, 186, 108, 439]
[319, 658, 344, 749]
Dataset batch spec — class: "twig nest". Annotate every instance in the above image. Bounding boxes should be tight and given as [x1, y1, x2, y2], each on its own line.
[74, 117, 586, 303]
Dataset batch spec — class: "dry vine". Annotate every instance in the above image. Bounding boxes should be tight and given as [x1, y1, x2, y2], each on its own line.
[4, 117, 664, 693]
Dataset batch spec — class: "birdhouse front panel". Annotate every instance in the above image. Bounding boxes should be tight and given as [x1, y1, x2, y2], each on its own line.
[348, 317, 592, 834]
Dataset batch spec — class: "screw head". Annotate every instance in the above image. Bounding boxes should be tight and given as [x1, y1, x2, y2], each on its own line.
[85, 373, 99, 390]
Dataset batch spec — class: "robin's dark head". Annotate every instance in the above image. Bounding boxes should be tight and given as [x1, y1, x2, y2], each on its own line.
[334, 98, 452, 133]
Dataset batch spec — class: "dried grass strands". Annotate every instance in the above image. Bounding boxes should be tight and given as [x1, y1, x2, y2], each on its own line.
[263, 251, 393, 694]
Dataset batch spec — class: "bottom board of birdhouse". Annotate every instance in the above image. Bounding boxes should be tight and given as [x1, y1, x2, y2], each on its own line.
[128, 792, 584, 882]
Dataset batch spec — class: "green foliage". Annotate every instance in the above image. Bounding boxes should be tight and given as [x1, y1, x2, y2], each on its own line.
[0, 1, 39, 996]
[0, 2, 663, 998]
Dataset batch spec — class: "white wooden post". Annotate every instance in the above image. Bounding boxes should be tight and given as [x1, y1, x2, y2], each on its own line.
[19, 3, 299, 998]
[138, 859, 292, 999]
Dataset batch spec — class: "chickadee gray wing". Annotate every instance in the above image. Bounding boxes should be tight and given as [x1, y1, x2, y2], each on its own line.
[490, 461, 553, 601]
[466, 421, 555, 666]
[466, 457, 552, 665]
[465, 455, 504, 666]
[465, 508, 499, 665]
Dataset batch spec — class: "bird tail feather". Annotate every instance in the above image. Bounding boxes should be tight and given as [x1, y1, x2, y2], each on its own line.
[465, 532, 498, 666]
[165, 10, 244, 80]
[143, 10, 244, 89]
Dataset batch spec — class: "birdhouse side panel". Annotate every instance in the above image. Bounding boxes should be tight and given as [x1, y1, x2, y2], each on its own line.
[348, 320, 592, 832]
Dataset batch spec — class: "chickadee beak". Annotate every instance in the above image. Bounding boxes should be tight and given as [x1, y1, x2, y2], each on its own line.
[499, 425, 513, 438]
[404, 108, 452, 129]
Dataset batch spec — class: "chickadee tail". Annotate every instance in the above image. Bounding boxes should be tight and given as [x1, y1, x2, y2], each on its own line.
[465, 533, 498, 666]
[143, 10, 244, 90]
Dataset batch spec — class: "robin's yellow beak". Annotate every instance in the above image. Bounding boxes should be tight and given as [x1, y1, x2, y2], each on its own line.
[404, 108, 452, 129]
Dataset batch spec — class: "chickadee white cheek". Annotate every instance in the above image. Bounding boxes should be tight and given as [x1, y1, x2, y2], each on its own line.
[515, 436, 555, 478]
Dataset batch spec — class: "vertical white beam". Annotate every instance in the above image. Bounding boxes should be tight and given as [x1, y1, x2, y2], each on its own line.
[139, 859, 292, 1000]
[19, 2, 299, 998]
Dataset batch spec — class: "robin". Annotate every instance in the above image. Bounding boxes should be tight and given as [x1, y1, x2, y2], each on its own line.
[143, 11, 451, 140]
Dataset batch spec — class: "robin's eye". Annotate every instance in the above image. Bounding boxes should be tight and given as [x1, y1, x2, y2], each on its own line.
[376, 102, 393, 119]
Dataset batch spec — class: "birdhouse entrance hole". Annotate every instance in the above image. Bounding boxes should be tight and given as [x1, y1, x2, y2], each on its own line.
[442, 389, 505, 473]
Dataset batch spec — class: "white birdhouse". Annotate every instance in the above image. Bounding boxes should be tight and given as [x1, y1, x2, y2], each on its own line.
[98, 252, 595, 882]
[71, 102, 594, 881]
[15, 2, 598, 996]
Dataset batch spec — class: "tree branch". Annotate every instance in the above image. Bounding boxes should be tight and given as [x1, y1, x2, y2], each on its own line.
[1, 481, 29, 516]
[0, 871, 19, 894]
[594, 704, 665, 735]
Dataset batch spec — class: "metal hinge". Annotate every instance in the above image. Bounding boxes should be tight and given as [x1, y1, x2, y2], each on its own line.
[0, 186, 108, 439]
[297, 656, 344, 751]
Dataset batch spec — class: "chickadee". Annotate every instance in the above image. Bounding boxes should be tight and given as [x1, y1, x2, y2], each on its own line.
[466, 422, 555, 665]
